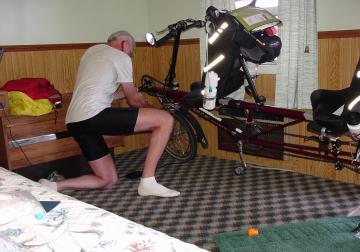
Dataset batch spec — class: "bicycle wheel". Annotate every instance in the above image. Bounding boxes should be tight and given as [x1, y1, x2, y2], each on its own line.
[166, 111, 197, 161]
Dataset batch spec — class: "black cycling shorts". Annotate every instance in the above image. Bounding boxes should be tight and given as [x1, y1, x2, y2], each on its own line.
[66, 107, 139, 161]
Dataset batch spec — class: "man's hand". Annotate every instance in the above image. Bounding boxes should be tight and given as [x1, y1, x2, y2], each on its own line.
[122, 82, 151, 108]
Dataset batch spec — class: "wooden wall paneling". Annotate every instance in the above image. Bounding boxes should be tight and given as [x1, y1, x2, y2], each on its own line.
[51, 51, 64, 91]
[175, 43, 201, 91]
[245, 74, 276, 102]
[150, 45, 172, 83]
[133, 47, 154, 85]
[0, 42, 202, 95]
[0, 49, 85, 93]
[146, 42, 201, 90]
[339, 38, 360, 77]
[61, 50, 81, 93]
[318, 38, 341, 90]
[318, 37, 360, 90]
[0, 54, 8, 85]
[47, 50, 77, 93]
[0, 52, 15, 85]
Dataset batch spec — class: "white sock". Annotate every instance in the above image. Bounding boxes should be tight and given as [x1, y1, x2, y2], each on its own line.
[138, 177, 180, 197]
[39, 179, 58, 192]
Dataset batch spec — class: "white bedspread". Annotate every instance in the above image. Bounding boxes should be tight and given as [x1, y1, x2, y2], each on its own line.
[0, 167, 207, 252]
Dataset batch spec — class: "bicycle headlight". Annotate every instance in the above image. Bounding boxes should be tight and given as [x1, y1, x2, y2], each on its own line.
[145, 32, 156, 46]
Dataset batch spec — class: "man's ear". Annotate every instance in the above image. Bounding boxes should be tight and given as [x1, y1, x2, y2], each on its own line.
[120, 40, 126, 51]
[123, 40, 133, 51]
[110, 39, 123, 51]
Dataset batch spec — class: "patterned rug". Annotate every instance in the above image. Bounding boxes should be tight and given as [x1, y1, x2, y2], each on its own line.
[64, 149, 360, 251]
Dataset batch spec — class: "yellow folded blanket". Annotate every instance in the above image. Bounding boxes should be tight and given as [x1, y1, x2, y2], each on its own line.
[8, 91, 53, 116]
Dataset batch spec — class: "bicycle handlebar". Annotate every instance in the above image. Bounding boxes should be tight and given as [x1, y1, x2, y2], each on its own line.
[166, 19, 205, 33]
[155, 32, 175, 46]
[148, 19, 205, 46]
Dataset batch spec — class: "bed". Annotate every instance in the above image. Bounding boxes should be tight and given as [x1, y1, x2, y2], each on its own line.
[0, 167, 208, 252]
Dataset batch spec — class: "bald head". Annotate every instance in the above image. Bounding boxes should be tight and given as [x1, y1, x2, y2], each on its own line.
[107, 30, 136, 57]
[107, 31, 135, 47]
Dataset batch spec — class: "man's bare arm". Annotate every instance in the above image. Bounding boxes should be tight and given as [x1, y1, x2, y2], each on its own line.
[113, 89, 126, 100]
[121, 82, 151, 108]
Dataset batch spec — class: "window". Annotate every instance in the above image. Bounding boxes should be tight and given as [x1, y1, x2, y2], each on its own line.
[235, 0, 278, 17]
[235, 0, 278, 9]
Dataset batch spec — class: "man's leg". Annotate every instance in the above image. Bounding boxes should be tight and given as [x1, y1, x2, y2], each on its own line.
[134, 108, 180, 197]
[41, 154, 118, 191]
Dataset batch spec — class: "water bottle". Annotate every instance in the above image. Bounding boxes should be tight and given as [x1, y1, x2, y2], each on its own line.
[203, 71, 218, 110]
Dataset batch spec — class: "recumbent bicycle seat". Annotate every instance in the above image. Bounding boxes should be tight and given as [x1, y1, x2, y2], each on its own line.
[309, 57, 360, 137]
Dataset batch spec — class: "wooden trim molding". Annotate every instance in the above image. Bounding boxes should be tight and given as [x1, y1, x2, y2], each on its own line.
[1, 43, 99, 52]
[318, 29, 360, 39]
[0, 38, 200, 52]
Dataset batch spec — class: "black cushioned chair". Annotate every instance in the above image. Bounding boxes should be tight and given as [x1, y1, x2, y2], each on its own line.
[309, 58, 360, 135]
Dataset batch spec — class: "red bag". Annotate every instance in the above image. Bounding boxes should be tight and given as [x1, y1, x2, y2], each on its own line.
[0, 78, 62, 104]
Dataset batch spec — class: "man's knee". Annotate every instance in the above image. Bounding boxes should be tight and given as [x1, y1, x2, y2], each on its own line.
[103, 174, 118, 189]
[150, 110, 174, 129]
[163, 111, 174, 128]
[135, 108, 174, 133]
[154, 111, 174, 135]
[89, 157, 118, 189]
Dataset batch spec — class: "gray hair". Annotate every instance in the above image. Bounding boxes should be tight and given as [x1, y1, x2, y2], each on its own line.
[107, 30, 135, 48]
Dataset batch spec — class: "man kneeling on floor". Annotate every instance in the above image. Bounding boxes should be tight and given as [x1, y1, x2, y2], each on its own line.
[39, 30, 179, 197]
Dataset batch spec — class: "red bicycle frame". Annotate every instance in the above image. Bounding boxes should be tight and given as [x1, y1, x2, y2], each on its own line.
[140, 83, 359, 171]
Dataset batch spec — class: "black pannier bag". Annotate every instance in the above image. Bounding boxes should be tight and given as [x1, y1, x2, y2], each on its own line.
[206, 6, 282, 98]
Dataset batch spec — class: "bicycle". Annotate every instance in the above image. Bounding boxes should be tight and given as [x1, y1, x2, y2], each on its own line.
[139, 7, 360, 175]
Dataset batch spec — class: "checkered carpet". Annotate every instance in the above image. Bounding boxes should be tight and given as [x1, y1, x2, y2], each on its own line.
[64, 149, 360, 251]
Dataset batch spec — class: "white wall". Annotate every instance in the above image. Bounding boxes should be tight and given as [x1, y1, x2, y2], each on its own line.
[316, 0, 360, 31]
[1, 0, 359, 45]
[0, 0, 150, 45]
[147, 0, 201, 39]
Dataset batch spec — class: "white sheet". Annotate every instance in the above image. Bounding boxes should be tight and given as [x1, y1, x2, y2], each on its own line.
[0, 167, 208, 252]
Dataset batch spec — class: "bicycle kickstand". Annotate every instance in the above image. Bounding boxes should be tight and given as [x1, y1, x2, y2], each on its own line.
[234, 140, 248, 175]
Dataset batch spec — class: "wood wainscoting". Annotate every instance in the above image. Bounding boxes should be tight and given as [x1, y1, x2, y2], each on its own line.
[1, 31, 360, 184]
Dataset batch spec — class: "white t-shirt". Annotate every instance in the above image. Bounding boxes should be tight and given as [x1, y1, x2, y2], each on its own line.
[66, 44, 133, 124]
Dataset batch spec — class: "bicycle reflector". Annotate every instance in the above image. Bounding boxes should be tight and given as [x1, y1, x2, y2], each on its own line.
[204, 54, 225, 72]
[208, 22, 229, 44]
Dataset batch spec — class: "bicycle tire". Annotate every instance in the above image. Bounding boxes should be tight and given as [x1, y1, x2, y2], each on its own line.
[166, 110, 197, 161]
